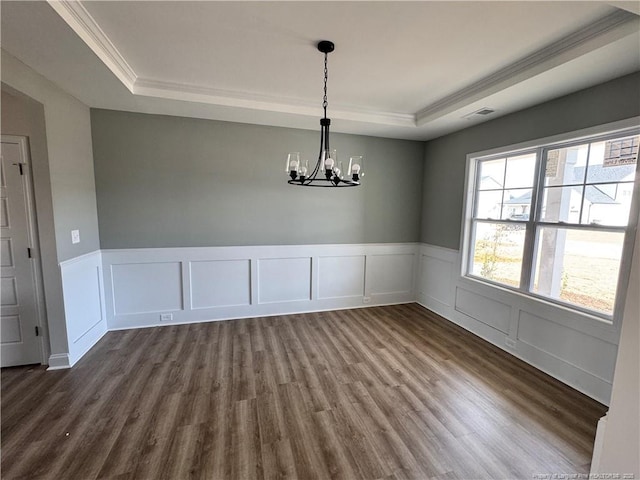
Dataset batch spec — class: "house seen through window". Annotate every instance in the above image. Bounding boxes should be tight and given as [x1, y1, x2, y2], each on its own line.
[467, 130, 639, 319]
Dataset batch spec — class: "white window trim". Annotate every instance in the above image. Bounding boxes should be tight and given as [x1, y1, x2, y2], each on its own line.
[460, 117, 640, 331]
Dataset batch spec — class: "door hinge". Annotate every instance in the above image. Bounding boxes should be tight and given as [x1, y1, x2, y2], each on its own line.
[27, 247, 32, 258]
[11, 163, 25, 175]
[35, 326, 40, 337]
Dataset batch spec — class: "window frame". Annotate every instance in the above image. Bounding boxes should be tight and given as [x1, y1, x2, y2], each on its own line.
[461, 120, 640, 325]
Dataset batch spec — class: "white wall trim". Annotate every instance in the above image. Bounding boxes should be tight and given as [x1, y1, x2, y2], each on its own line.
[46, 353, 70, 370]
[59, 250, 108, 367]
[416, 10, 639, 125]
[49, 241, 622, 405]
[68, 321, 107, 367]
[102, 243, 418, 330]
[46, 0, 137, 90]
[46, 4, 638, 130]
[590, 413, 609, 473]
[59, 249, 105, 268]
[134, 79, 416, 127]
[416, 242, 620, 405]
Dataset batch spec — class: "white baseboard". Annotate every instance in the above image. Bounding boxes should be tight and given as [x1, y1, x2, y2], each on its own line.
[108, 299, 414, 332]
[590, 413, 608, 473]
[69, 322, 108, 367]
[47, 353, 70, 370]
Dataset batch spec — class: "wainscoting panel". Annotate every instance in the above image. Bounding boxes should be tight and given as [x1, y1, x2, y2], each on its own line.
[189, 259, 250, 309]
[59, 251, 107, 367]
[258, 257, 311, 304]
[455, 286, 511, 333]
[111, 262, 183, 315]
[366, 253, 415, 296]
[416, 243, 620, 405]
[518, 310, 618, 382]
[420, 254, 453, 308]
[317, 255, 365, 299]
[102, 243, 418, 331]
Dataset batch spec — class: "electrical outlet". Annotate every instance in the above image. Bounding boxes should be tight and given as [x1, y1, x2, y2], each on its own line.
[160, 313, 173, 322]
[505, 338, 517, 349]
[363, 296, 371, 304]
[71, 230, 80, 244]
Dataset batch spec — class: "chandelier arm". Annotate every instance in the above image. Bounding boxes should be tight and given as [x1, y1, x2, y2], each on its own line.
[288, 178, 359, 187]
[285, 40, 360, 188]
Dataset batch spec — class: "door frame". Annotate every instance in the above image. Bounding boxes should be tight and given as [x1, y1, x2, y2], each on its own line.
[1, 134, 49, 365]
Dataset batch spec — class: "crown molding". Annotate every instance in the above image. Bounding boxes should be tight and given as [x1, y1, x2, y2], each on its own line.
[46, 0, 137, 90]
[416, 9, 639, 126]
[134, 78, 416, 127]
[47, 2, 637, 130]
[46, 0, 414, 127]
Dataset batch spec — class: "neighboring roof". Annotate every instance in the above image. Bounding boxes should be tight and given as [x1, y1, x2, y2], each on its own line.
[503, 191, 532, 205]
[480, 176, 503, 190]
[584, 185, 618, 204]
[571, 164, 636, 184]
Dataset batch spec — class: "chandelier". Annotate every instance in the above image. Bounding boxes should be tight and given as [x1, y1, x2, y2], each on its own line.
[286, 41, 364, 187]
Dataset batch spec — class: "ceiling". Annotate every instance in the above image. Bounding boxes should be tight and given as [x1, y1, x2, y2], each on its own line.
[1, 1, 639, 140]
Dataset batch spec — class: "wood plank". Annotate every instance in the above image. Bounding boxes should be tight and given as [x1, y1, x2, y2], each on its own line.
[1, 304, 606, 479]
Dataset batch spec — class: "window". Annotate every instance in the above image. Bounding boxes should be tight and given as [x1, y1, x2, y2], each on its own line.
[466, 129, 639, 320]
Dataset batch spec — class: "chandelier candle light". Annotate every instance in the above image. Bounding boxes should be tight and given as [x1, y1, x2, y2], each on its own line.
[286, 41, 364, 187]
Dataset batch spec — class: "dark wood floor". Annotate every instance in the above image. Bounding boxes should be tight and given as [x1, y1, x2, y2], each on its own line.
[2, 304, 606, 480]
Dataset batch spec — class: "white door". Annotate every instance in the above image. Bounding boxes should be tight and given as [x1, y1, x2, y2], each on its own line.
[1, 136, 43, 366]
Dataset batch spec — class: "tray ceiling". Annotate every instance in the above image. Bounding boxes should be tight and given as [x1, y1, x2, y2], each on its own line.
[1, 1, 639, 140]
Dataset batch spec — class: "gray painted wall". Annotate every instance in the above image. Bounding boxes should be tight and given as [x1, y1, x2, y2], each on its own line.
[1, 51, 101, 262]
[421, 71, 640, 249]
[91, 110, 424, 248]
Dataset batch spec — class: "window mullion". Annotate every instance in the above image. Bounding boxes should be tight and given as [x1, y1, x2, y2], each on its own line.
[520, 146, 545, 291]
[577, 142, 592, 224]
[535, 221, 627, 233]
[500, 159, 508, 220]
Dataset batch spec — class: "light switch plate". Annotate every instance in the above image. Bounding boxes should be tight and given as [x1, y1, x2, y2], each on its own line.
[71, 230, 80, 244]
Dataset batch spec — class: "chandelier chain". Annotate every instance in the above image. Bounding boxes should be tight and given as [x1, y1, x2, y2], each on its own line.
[323, 53, 328, 115]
